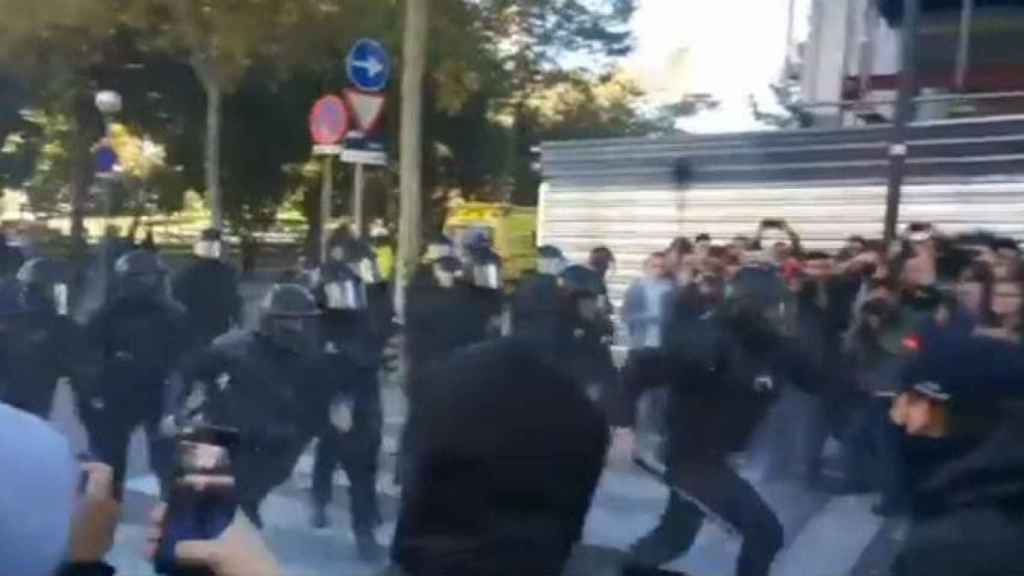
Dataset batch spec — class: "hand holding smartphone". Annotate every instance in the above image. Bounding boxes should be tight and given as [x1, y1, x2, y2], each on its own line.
[154, 425, 240, 576]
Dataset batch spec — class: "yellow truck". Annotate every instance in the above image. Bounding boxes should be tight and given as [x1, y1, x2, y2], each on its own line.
[443, 202, 537, 285]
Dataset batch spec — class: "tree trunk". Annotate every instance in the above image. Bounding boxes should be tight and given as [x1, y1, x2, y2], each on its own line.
[205, 79, 224, 230]
[396, 0, 430, 319]
[68, 94, 94, 264]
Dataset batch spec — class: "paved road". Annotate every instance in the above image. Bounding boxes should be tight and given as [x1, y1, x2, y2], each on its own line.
[43, 280, 906, 575]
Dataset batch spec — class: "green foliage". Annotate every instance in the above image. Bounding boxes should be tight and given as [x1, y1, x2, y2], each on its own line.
[1, 0, 652, 240]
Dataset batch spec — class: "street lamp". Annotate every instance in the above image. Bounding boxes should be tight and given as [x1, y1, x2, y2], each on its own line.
[94, 90, 123, 117]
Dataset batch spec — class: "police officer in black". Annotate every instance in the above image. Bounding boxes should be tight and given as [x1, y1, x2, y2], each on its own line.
[0, 258, 88, 418]
[511, 245, 569, 351]
[166, 283, 324, 526]
[623, 264, 821, 576]
[401, 254, 490, 483]
[331, 235, 395, 350]
[172, 228, 242, 350]
[307, 263, 384, 559]
[558, 264, 618, 406]
[462, 244, 506, 337]
[80, 250, 188, 496]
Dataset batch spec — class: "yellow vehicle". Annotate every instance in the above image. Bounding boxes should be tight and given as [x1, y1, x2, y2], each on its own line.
[443, 202, 538, 284]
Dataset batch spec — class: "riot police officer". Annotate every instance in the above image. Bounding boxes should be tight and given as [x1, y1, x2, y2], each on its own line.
[166, 283, 325, 526]
[172, 228, 242, 350]
[623, 264, 821, 576]
[512, 245, 569, 353]
[555, 265, 618, 407]
[81, 250, 188, 496]
[462, 244, 505, 337]
[307, 263, 384, 560]
[331, 235, 395, 350]
[0, 258, 89, 418]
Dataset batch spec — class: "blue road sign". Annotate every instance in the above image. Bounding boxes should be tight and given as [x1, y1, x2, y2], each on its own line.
[346, 39, 391, 93]
[95, 145, 118, 174]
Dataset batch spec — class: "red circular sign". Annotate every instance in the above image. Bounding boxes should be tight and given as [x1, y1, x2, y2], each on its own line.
[309, 95, 350, 145]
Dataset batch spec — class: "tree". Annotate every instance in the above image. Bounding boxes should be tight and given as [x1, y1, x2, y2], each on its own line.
[113, 0, 389, 230]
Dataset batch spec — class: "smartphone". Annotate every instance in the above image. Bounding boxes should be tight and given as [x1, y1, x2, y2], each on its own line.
[154, 425, 240, 576]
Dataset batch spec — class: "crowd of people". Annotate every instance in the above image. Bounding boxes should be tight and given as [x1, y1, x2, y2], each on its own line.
[1, 215, 1023, 576]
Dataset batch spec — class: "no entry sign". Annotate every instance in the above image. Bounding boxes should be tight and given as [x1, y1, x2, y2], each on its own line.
[309, 95, 350, 145]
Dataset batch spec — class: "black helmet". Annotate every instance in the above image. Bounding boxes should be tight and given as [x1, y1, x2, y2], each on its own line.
[114, 250, 169, 302]
[194, 228, 223, 259]
[536, 245, 566, 276]
[465, 246, 503, 290]
[312, 263, 367, 311]
[559, 265, 602, 298]
[16, 258, 69, 315]
[432, 255, 463, 288]
[115, 250, 169, 278]
[258, 283, 321, 354]
[725, 264, 791, 334]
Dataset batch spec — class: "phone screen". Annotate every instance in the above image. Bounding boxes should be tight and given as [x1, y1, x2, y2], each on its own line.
[154, 425, 240, 575]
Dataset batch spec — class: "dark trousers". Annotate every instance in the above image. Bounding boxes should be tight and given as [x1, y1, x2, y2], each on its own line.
[87, 409, 172, 500]
[312, 429, 381, 534]
[634, 460, 784, 576]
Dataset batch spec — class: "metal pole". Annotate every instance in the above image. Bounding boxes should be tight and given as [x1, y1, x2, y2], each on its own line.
[883, 0, 919, 244]
[353, 162, 365, 237]
[954, 0, 974, 92]
[395, 0, 430, 320]
[320, 155, 333, 264]
[839, 0, 859, 128]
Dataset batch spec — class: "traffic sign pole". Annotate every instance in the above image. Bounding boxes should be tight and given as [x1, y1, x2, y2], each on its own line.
[320, 155, 333, 264]
[353, 163, 365, 237]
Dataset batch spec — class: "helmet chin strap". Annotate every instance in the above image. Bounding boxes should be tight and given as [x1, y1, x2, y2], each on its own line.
[194, 240, 222, 259]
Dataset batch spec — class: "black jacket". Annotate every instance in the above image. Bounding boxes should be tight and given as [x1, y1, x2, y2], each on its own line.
[169, 330, 321, 506]
[630, 297, 821, 464]
[2, 310, 91, 418]
[893, 413, 1024, 576]
[83, 296, 187, 420]
[309, 311, 383, 444]
[172, 258, 242, 349]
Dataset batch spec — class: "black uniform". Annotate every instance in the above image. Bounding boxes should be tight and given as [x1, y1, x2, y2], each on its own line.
[166, 284, 324, 525]
[1, 259, 89, 418]
[80, 251, 188, 495]
[401, 257, 492, 483]
[625, 266, 820, 576]
[306, 264, 383, 553]
[555, 265, 618, 408]
[172, 230, 242, 350]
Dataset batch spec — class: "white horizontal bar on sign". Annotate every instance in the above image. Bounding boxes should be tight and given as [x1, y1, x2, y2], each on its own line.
[313, 144, 343, 155]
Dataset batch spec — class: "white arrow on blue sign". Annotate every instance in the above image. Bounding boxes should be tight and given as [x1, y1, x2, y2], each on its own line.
[346, 38, 391, 93]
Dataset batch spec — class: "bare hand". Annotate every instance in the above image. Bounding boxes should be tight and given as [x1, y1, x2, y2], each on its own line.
[147, 502, 282, 576]
[70, 463, 120, 563]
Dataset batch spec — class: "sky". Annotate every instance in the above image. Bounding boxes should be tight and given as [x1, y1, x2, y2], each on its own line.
[628, 0, 812, 133]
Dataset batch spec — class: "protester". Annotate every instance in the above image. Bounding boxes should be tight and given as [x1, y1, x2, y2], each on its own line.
[621, 252, 673, 352]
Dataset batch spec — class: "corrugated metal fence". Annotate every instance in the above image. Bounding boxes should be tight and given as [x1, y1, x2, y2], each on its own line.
[540, 115, 1024, 302]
